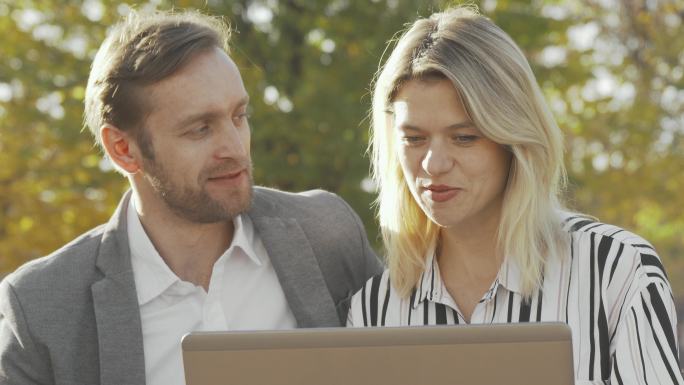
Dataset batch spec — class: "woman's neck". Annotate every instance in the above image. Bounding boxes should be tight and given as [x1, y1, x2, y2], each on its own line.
[437, 220, 503, 322]
[437, 224, 502, 284]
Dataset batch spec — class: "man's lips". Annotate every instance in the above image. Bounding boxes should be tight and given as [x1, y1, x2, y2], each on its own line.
[207, 169, 246, 183]
[422, 184, 461, 203]
[209, 169, 244, 179]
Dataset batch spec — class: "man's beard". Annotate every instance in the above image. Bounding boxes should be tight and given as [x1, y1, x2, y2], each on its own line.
[143, 157, 254, 224]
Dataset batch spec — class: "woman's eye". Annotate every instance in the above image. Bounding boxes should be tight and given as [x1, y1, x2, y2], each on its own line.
[453, 135, 478, 144]
[401, 136, 426, 145]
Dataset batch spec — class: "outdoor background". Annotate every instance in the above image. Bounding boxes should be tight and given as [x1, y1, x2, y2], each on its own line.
[1, 0, 682, 310]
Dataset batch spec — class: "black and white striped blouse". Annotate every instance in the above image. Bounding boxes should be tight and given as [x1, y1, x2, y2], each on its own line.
[348, 215, 682, 385]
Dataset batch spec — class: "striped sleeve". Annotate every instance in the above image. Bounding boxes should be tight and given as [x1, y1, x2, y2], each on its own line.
[611, 273, 682, 384]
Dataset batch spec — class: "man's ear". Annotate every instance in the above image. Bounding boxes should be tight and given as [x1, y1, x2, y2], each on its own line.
[100, 124, 141, 174]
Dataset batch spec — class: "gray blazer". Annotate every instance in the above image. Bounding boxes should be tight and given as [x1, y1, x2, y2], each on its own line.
[0, 187, 383, 385]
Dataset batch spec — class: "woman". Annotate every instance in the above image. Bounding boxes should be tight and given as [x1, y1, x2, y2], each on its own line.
[348, 6, 682, 384]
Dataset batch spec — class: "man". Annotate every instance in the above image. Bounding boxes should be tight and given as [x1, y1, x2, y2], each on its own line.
[0, 10, 382, 385]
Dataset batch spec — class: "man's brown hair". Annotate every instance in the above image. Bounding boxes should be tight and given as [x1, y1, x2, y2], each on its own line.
[83, 10, 231, 156]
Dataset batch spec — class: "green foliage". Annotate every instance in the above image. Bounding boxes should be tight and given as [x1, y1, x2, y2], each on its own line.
[2, 0, 683, 296]
[0, 0, 129, 274]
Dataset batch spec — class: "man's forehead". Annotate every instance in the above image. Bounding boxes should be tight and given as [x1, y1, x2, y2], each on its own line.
[134, 50, 247, 131]
[152, 48, 240, 86]
[144, 50, 244, 101]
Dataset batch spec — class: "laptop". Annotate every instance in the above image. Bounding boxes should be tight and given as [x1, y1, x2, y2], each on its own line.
[182, 322, 574, 385]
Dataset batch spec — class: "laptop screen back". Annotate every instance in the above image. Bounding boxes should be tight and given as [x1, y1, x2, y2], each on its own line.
[182, 323, 574, 385]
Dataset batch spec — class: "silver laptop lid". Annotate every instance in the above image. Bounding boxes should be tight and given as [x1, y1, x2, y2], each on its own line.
[182, 322, 574, 385]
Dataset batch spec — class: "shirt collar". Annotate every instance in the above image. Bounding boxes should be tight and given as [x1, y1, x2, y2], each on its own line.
[411, 241, 441, 309]
[497, 255, 523, 294]
[128, 198, 179, 306]
[224, 214, 263, 267]
[128, 198, 262, 306]
[410, 243, 523, 309]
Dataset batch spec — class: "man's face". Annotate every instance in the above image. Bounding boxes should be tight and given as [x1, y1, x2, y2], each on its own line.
[136, 48, 253, 223]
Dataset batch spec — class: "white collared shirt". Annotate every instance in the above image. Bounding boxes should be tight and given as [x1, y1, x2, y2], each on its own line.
[348, 215, 683, 385]
[127, 198, 297, 385]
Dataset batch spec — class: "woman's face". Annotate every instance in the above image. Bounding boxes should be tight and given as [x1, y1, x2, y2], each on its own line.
[391, 78, 512, 231]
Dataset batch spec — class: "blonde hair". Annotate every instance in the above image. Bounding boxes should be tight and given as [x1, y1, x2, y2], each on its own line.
[370, 6, 567, 299]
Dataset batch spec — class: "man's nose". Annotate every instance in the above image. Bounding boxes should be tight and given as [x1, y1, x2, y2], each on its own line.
[215, 121, 248, 159]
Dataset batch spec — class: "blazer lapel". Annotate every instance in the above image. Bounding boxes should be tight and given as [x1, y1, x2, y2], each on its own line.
[248, 192, 340, 327]
[91, 192, 146, 385]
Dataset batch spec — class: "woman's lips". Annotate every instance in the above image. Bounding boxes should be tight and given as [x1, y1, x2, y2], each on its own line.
[423, 185, 461, 203]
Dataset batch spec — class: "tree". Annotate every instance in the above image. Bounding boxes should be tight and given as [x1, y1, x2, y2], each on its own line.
[2, 0, 683, 298]
[0, 0, 129, 273]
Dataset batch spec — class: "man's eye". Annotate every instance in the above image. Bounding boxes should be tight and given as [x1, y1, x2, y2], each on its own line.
[186, 125, 210, 138]
[233, 113, 250, 126]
